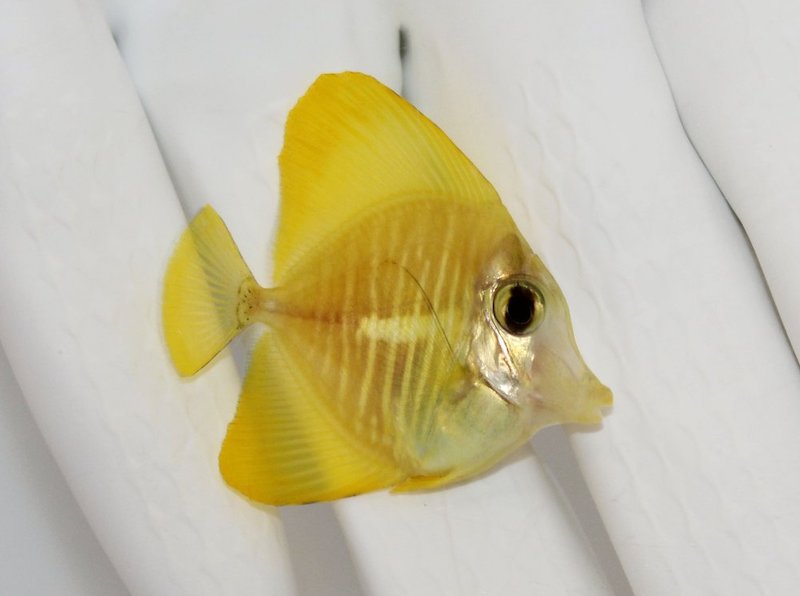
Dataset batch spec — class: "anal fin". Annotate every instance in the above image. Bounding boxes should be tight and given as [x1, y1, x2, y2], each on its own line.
[219, 331, 406, 506]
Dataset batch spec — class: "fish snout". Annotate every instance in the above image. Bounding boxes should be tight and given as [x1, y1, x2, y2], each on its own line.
[531, 347, 613, 426]
[572, 374, 613, 424]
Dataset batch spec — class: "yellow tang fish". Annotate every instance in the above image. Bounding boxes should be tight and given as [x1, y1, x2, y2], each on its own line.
[163, 72, 612, 506]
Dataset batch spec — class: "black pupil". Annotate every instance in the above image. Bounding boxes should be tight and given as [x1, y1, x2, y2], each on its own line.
[504, 285, 535, 333]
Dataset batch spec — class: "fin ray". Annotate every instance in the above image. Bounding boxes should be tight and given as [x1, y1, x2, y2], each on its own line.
[275, 71, 503, 281]
[163, 205, 255, 376]
[219, 331, 406, 506]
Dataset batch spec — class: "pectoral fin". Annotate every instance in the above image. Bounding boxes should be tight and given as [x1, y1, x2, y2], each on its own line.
[391, 473, 457, 493]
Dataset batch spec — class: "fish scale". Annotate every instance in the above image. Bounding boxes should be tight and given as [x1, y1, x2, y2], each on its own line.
[270, 203, 495, 455]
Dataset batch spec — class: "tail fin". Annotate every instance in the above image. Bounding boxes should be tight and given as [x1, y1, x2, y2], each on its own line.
[163, 205, 257, 376]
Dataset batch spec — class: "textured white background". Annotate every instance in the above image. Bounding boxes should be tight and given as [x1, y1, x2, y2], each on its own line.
[1, 1, 798, 595]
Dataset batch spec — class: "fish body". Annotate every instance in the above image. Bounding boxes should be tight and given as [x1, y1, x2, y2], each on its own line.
[163, 72, 611, 505]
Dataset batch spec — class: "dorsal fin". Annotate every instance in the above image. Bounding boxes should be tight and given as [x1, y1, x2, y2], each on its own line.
[274, 71, 502, 282]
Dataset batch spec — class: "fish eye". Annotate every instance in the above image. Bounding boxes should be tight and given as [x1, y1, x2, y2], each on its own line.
[492, 279, 545, 335]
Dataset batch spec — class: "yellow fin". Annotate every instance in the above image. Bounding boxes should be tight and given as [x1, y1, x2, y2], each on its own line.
[274, 71, 503, 281]
[163, 205, 256, 376]
[392, 473, 455, 493]
[219, 331, 406, 506]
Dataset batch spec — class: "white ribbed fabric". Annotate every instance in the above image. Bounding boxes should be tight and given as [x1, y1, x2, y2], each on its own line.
[3, 1, 798, 595]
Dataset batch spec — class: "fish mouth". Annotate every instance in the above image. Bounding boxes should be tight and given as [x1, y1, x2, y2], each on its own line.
[569, 375, 613, 424]
[525, 373, 612, 428]
[531, 347, 613, 426]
